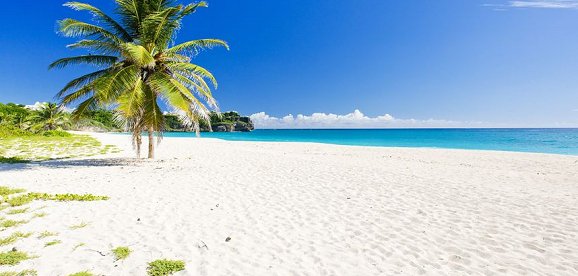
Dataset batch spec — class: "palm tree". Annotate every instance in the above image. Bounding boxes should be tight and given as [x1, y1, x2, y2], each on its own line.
[27, 103, 71, 131]
[50, 0, 228, 158]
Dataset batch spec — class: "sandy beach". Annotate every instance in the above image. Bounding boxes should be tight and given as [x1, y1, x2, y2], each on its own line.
[1, 132, 577, 275]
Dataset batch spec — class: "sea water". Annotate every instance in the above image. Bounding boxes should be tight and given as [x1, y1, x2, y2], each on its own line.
[158, 128, 578, 155]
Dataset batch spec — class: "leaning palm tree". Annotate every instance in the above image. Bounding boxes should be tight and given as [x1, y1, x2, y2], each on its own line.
[50, 0, 228, 158]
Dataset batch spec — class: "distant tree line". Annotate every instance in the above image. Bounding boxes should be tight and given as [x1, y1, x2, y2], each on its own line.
[0, 102, 253, 138]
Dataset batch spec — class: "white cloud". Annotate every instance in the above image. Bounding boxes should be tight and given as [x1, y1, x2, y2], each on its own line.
[486, 0, 578, 9]
[25, 102, 74, 113]
[250, 110, 488, 129]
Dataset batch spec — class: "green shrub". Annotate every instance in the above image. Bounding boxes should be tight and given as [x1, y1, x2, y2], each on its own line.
[42, 130, 71, 137]
[147, 259, 185, 276]
[0, 125, 31, 139]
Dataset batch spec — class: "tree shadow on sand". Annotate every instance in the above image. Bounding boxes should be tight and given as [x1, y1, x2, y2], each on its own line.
[0, 158, 141, 172]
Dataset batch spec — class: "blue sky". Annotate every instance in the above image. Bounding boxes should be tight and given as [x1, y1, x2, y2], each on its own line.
[1, 0, 577, 128]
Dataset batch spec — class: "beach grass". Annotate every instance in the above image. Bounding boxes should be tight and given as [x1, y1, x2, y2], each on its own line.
[4, 192, 108, 208]
[68, 272, 93, 276]
[72, 243, 85, 252]
[0, 187, 25, 197]
[69, 222, 89, 230]
[32, 212, 47, 218]
[0, 250, 32, 265]
[6, 208, 29, 215]
[112, 246, 131, 261]
[0, 134, 118, 163]
[147, 259, 185, 276]
[0, 232, 32, 246]
[44, 240, 61, 247]
[0, 219, 28, 228]
[37, 231, 58, 239]
[0, 269, 37, 276]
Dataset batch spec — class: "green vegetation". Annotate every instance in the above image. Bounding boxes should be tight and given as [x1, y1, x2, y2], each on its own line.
[37, 231, 58, 239]
[6, 208, 29, 215]
[112, 246, 131, 261]
[25, 193, 109, 202]
[68, 272, 93, 276]
[167, 111, 254, 132]
[32, 212, 47, 218]
[69, 222, 89, 230]
[0, 132, 118, 163]
[1, 102, 119, 163]
[5, 192, 108, 207]
[72, 243, 86, 251]
[0, 187, 25, 197]
[0, 270, 37, 276]
[52, 1, 228, 159]
[0, 219, 28, 228]
[0, 103, 120, 134]
[44, 240, 61, 247]
[5, 195, 33, 207]
[0, 250, 32, 265]
[147, 259, 185, 276]
[0, 232, 32, 246]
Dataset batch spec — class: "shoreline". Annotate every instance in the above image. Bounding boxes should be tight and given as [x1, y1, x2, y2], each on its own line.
[1, 132, 577, 275]
[94, 131, 578, 158]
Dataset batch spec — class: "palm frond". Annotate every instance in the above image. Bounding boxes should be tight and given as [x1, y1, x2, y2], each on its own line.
[165, 62, 218, 88]
[56, 69, 110, 98]
[58, 19, 125, 44]
[64, 2, 132, 41]
[67, 39, 122, 54]
[49, 55, 118, 70]
[121, 43, 156, 68]
[166, 39, 229, 57]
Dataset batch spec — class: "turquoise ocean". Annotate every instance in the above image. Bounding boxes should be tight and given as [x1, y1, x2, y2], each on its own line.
[157, 128, 578, 155]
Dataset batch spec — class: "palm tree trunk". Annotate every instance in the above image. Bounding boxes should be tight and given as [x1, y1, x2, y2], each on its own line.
[135, 132, 142, 158]
[147, 127, 154, 159]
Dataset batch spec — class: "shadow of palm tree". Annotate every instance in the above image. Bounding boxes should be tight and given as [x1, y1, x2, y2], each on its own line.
[0, 157, 141, 172]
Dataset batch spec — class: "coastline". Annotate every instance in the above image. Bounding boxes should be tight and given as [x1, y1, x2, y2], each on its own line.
[1, 132, 577, 275]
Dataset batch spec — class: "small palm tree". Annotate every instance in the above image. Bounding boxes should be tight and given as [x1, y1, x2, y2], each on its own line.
[27, 103, 71, 131]
[50, 0, 228, 158]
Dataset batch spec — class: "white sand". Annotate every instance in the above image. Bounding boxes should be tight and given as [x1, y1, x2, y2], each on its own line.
[1, 132, 577, 275]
